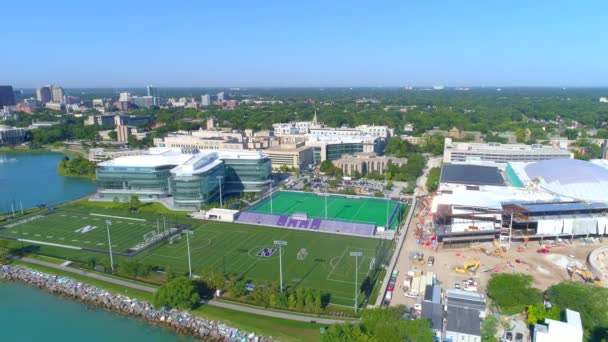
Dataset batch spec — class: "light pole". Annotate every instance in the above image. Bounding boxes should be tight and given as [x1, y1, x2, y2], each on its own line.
[269, 179, 273, 214]
[350, 251, 363, 313]
[185, 229, 193, 279]
[324, 189, 328, 219]
[274, 240, 287, 291]
[105, 220, 114, 272]
[217, 176, 224, 208]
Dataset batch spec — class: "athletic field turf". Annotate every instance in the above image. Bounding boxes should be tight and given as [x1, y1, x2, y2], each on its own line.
[0, 209, 164, 254]
[138, 220, 390, 307]
[0, 204, 390, 307]
[250, 191, 403, 229]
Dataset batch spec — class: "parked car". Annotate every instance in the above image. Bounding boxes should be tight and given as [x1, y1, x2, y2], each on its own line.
[504, 331, 513, 341]
[454, 283, 461, 289]
[515, 332, 523, 342]
[427, 256, 435, 266]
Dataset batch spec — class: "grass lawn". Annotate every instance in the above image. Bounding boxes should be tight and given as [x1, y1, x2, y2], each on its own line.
[251, 191, 404, 229]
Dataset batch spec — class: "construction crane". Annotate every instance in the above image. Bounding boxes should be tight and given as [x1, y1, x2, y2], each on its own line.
[455, 260, 480, 273]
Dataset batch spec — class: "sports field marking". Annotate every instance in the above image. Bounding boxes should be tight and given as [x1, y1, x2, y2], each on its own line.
[89, 213, 146, 222]
[326, 247, 349, 281]
[19, 239, 82, 250]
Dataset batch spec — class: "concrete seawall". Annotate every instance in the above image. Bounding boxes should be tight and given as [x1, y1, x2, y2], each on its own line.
[0, 264, 269, 342]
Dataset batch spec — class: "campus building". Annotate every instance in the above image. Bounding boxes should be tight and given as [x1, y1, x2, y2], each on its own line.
[0, 125, 26, 146]
[332, 152, 407, 176]
[95, 148, 271, 209]
[305, 134, 380, 163]
[265, 143, 314, 169]
[443, 138, 572, 163]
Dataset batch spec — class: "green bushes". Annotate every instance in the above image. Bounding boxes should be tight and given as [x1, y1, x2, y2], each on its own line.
[153, 277, 201, 310]
[486, 274, 542, 315]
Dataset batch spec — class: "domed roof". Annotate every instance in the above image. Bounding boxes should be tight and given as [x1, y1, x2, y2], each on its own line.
[523, 159, 608, 202]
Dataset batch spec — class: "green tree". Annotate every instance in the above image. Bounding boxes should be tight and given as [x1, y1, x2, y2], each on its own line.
[426, 167, 441, 193]
[320, 160, 337, 175]
[129, 194, 141, 210]
[108, 130, 118, 141]
[481, 315, 499, 342]
[153, 277, 201, 310]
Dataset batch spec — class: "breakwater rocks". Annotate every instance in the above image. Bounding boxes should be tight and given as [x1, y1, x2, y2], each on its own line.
[0, 265, 271, 342]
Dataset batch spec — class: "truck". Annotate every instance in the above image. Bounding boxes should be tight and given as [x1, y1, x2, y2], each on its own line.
[427, 256, 435, 266]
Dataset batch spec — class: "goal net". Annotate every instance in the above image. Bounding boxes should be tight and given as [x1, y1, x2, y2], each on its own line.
[143, 231, 158, 243]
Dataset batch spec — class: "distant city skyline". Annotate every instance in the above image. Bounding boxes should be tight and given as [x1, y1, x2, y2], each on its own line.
[2, 0, 608, 87]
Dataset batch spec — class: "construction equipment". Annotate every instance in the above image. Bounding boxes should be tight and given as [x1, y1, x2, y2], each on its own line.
[567, 266, 601, 286]
[455, 260, 480, 273]
[493, 240, 505, 257]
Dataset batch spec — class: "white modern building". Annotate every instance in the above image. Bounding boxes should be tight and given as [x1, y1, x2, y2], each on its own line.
[533, 309, 583, 342]
[443, 138, 573, 163]
[0, 125, 26, 145]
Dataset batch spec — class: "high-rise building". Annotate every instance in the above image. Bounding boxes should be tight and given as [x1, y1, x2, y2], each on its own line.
[50, 85, 64, 103]
[36, 86, 52, 103]
[0, 86, 16, 108]
[217, 92, 225, 102]
[146, 85, 156, 97]
[119, 92, 131, 102]
[201, 94, 211, 106]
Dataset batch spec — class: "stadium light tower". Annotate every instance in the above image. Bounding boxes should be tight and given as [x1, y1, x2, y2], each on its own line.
[185, 229, 193, 279]
[105, 220, 114, 272]
[217, 176, 224, 208]
[350, 251, 363, 313]
[269, 179, 273, 214]
[324, 189, 328, 219]
[274, 240, 287, 291]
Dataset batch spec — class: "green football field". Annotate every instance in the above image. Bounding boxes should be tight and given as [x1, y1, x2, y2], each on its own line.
[0, 209, 163, 254]
[250, 191, 403, 229]
[138, 220, 390, 306]
[0, 203, 391, 307]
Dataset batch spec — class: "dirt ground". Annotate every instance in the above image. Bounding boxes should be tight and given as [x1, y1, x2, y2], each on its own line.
[389, 198, 607, 308]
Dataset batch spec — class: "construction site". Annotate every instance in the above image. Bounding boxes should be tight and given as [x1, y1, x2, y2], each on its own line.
[386, 158, 608, 341]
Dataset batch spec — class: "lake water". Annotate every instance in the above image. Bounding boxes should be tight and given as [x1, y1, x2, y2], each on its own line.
[0, 282, 196, 342]
[0, 151, 96, 212]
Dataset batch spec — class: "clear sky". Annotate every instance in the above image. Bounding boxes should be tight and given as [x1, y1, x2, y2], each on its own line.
[2, 0, 607, 88]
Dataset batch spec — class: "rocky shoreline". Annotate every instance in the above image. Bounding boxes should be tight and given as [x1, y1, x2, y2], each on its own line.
[0, 264, 270, 342]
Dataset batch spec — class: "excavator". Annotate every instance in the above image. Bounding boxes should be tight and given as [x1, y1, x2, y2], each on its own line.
[455, 260, 480, 273]
[567, 266, 601, 286]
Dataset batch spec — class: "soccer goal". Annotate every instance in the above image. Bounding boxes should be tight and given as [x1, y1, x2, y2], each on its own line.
[143, 231, 158, 243]
[297, 248, 309, 260]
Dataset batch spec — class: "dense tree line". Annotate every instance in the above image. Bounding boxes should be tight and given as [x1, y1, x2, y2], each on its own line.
[321, 306, 434, 342]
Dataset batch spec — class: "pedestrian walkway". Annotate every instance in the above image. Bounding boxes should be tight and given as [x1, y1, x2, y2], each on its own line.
[17, 256, 350, 325]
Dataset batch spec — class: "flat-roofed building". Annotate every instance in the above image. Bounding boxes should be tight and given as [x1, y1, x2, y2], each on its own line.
[305, 134, 380, 163]
[0, 125, 26, 145]
[333, 152, 407, 176]
[95, 148, 271, 209]
[443, 138, 572, 163]
[85, 114, 115, 127]
[88, 148, 147, 163]
[265, 143, 314, 169]
[534, 309, 583, 342]
[158, 134, 245, 150]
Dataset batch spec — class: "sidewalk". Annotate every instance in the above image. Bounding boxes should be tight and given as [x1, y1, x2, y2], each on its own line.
[17, 256, 349, 325]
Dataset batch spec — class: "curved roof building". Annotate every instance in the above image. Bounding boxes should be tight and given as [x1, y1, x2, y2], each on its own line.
[508, 159, 608, 203]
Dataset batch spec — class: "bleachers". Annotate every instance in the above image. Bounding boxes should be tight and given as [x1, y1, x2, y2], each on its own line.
[235, 211, 376, 237]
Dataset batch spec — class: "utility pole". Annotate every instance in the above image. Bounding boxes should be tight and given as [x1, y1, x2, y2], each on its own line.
[324, 190, 328, 219]
[163, 215, 166, 234]
[186, 229, 192, 279]
[274, 240, 287, 291]
[20, 201, 24, 216]
[350, 251, 363, 313]
[105, 220, 114, 272]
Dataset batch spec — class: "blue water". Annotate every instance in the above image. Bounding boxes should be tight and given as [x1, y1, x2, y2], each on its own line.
[0, 151, 96, 212]
[0, 282, 196, 341]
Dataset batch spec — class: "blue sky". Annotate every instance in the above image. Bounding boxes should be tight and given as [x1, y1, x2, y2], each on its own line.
[2, 0, 607, 87]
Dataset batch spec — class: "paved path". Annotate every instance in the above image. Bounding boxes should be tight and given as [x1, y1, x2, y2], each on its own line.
[20, 257, 157, 292]
[18, 257, 350, 325]
[373, 195, 417, 307]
